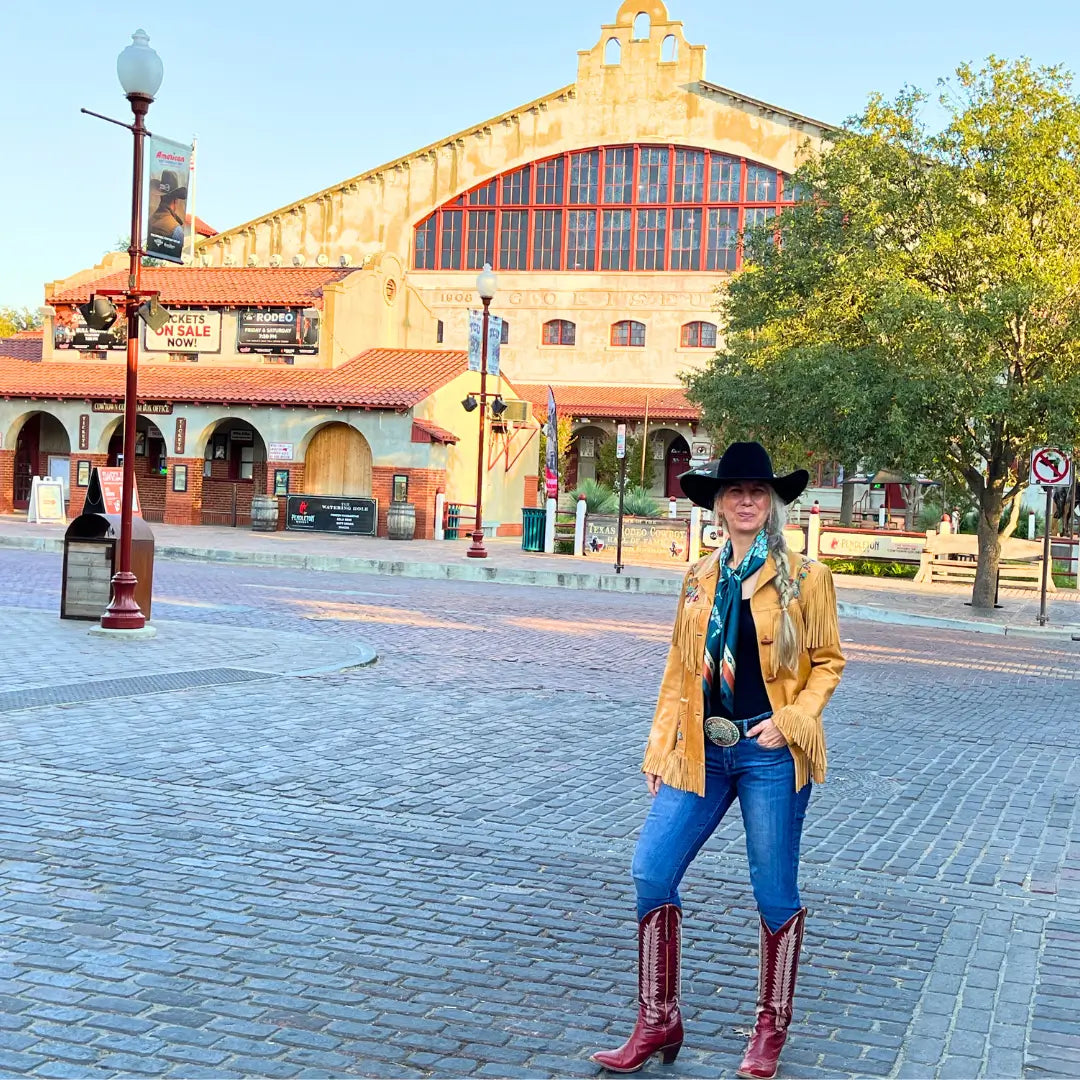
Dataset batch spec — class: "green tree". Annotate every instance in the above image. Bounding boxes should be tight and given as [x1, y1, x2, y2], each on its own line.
[537, 415, 575, 496]
[596, 434, 656, 491]
[0, 306, 42, 337]
[686, 57, 1080, 609]
[113, 237, 166, 268]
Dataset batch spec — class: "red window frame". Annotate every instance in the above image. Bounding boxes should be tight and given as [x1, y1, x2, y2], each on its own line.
[611, 320, 646, 347]
[681, 321, 717, 348]
[415, 145, 795, 274]
[543, 319, 576, 345]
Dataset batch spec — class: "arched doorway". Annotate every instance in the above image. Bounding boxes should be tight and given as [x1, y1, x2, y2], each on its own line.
[665, 435, 691, 498]
[12, 413, 71, 511]
[566, 425, 608, 488]
[104, 416, 168, 522]
[304, 423, 372, 496]
[201, 419, 267, 526]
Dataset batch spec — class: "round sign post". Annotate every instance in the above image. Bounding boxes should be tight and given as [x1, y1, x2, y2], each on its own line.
[1029, 447, 1074, 625]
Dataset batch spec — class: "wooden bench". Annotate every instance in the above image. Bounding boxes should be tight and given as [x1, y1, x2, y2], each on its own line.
[914, 529, 1055, 591]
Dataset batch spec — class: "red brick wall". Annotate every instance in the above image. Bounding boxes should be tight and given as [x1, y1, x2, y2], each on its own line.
[273, 462, 306, 530]
[68, 455, 109, 517]
[164, 458, 203, 525]
[0, 450, 14, 514]
[371, 466, 446, 539]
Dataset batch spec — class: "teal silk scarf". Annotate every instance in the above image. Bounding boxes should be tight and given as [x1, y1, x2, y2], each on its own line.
[703, 529, 769, 716]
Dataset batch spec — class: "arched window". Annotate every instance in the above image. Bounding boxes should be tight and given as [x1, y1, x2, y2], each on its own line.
[681, 321, 717, 348]
[661, 35, 678, 62]
[543, 319, 576, 346]
[611, 320, 645, 347]
[604, 37, 621, 65]
[413, 145, 797, 275]
[633, 12, 651, 39]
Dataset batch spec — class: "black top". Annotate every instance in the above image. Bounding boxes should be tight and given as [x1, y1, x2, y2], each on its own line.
[707, 597, 772, 721]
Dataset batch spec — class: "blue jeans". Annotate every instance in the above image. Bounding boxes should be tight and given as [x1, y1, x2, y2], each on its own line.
[632, 726, 812, 932]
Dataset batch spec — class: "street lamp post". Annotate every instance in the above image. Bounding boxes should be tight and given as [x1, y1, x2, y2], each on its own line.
[466, 264, 498, 559]
[97, 30, 164, 630]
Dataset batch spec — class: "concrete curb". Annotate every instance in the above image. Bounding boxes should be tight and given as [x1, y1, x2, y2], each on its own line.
[836, 600, 1080, 640]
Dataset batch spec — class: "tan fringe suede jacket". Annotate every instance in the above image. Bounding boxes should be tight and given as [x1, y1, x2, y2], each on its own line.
[641, 548, 846, 795]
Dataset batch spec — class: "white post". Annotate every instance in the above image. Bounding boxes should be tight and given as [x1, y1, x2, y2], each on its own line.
[807, 502, 821, 559]
[574, 494, 587, 557]
[544, 496, 556, 554]
[878, 503, 887, 529]
[951, 507, 960, 533]
[434, 493, 445, 541]
[1028, 511, 1037, 541]
[668, 496, 678, 519]
[689, 505, 702, 563]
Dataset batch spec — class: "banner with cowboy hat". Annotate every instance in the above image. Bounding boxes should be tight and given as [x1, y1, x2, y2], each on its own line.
[145, 136, 193, 264]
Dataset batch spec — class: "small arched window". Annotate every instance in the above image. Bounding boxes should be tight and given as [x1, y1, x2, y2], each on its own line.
[661, 35, 678, 62]
[542, 319, 576, 346]
[633, 12, 651, 39]
[681, 321, 717, 349]
[604, 37, 621, 65]
[611, 320, 646, 347]
[499, 319, 510, 345]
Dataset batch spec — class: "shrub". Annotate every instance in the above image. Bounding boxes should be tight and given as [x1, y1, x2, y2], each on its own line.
[622, 485, 661, 517]
[825, 557, 917, 579]
[572, 478, 618, 514]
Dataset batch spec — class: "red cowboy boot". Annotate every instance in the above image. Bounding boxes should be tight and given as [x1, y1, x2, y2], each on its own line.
[737, 909, 806, 1079]
[591, 904, 683, 1073]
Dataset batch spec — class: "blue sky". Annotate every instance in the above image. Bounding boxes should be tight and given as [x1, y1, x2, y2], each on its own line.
[1, 0, 1078, 310]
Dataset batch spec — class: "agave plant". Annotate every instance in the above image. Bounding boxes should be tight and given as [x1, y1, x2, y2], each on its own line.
[573, 477, 618, 514]
[622, 485, 661, 517]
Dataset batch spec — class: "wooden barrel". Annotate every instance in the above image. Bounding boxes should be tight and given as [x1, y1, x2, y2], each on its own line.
[387, 501, 416, 541]
[251, 494, 279, 532]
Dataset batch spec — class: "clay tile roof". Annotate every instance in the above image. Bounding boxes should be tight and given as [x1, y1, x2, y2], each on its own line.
[186, 215, 217, 237]
[516, 383, 700, 422]
[0, 347, 468, 410]
[48, 267, 357, 309]
[0, 334, 44, 361]
[412, 418, 459, 445]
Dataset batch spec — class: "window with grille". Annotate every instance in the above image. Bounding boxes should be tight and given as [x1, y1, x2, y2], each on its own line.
[543, 319, 576, 345]
[415, 145, 795, 274]
[681, 321, 717, 348]
[611, 320, 646, 347]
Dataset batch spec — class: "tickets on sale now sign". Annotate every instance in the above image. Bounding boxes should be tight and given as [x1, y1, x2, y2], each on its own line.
[143, 310, 222, 354]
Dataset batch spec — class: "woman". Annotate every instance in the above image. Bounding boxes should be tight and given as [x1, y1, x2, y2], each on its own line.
[591, 442, 845, 1079]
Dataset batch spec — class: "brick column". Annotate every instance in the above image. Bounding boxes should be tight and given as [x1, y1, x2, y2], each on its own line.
[372, 466, 446, 539]
[164, 458, 204, 525]
[68, 454, 109, 517]
[273, 462, 305, 530]
[0, 450, 14, 515]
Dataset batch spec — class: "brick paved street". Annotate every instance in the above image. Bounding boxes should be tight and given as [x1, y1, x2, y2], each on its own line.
[0, 549, 1077, 1078]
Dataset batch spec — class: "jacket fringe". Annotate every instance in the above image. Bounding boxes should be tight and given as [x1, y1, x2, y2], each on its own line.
[771, 704, 827, 791]
[801, 563, 841, 651]
[641, 744, 706, 797]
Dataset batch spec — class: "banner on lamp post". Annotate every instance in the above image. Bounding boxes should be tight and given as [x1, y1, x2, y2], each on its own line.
[145, 136, 193, 264]
[467, 310, 502, 374]
[544, 386, 559, 497]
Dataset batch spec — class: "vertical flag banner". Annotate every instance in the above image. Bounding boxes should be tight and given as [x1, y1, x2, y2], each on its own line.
[146, 136, 193, 264]
[545, 387, 559, 497]
[487, 316, 502, 377]
[467, 310, 483, 372]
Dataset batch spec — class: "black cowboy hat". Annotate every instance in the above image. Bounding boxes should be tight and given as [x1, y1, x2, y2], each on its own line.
[679, 441, 809, 509]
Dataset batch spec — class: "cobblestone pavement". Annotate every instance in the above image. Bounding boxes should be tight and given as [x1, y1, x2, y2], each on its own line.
[0, 549, 1077, 1079]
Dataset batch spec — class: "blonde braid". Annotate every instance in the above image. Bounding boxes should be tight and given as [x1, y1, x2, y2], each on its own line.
[766, 492, 801, 675]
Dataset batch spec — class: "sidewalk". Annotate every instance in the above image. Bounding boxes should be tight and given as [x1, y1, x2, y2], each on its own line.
[2, 514, 1078, 638]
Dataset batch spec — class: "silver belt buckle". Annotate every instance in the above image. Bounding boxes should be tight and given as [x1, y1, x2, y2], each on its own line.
[704, 716, 741, 747]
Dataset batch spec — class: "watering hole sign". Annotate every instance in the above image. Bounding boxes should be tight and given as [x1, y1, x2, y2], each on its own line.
[1030, 447, 1073, 488]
